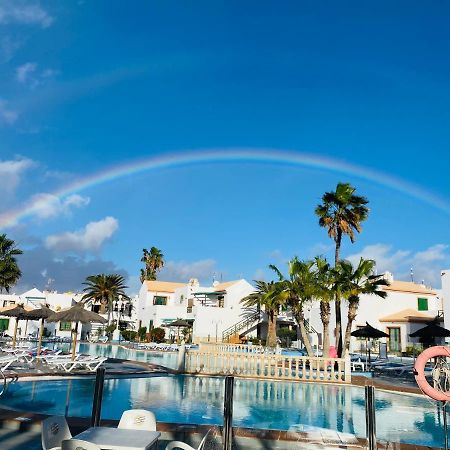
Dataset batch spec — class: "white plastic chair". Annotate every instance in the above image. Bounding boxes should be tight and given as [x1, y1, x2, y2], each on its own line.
[118, 409, 157, 431]
[165, 429, 212, 450]
[41, 416, 72, 450]
[61, 439, 101, 450]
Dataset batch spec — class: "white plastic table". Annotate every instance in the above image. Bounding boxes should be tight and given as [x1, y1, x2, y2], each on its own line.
[73, 427, 160, 450]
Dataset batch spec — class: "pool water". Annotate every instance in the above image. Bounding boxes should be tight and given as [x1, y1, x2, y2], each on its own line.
[0, 375, 443, 447]
[77, 343, 179, 369]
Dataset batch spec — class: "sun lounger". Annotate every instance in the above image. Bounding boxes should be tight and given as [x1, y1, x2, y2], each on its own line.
[57, 357, 107, 373]
[0, 355, 19, 372]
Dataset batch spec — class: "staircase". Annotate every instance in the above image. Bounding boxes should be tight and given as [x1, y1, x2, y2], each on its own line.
[222, 311, 262, 343]
[305, 319, 318, 335]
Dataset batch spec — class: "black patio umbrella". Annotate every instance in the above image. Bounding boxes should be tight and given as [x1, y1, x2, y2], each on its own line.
[351, 322, 389, 339]
[409, 321, 450, 341]
[47, 301, 107, 360]
[164, 319, 192, 343]
[352, 322, 389, 364]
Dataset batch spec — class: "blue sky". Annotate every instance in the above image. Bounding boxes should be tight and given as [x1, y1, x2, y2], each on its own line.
[0, 0, 449, 294]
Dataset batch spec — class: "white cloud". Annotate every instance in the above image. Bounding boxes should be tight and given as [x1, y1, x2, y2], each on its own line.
[346, 243, 450, 288]
[15, 62, 58, 88]
[346, 244, 410, 274]
[0, 1, 54, 28]
[252, 268, 267, 281]
[0, 36, 22, 62]
[28, 193, 90, 219]
[45, 217, 119, 253]
[159, 259, 217, 283]
[16, 62, 37, 83]
[0, 157, 34, 193]
[0, 99, 18, 124]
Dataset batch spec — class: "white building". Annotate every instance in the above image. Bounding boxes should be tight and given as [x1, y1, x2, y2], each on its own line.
[304, 271, 442, 354]
[0, 288, 138, 341]
[137, 278, 255, 342]
[0, 288, 81, 340]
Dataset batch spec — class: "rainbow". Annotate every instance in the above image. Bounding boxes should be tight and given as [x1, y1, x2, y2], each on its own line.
[1, 148, 449, 228]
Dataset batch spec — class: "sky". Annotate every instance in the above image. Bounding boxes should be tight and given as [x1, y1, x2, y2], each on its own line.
[1, 0, 450, 295]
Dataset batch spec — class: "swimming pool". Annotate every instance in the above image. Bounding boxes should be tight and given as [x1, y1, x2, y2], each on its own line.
[0, 375, 443, 447]
[77, 343, 179, 369]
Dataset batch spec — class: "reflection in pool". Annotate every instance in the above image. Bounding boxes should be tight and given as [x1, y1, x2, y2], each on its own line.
[0, 375, 443, 448]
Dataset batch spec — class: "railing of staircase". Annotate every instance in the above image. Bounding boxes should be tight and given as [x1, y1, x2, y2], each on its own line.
[221, 311, 261, 342]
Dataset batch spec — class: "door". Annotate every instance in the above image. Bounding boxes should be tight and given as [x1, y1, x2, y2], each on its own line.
[388, 327, 401, 352]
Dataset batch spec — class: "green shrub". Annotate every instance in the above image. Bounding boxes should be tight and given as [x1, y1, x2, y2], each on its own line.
[149, 327, 165, 343]
[137, 326, 147, 341]
[121, 330, 137, 342]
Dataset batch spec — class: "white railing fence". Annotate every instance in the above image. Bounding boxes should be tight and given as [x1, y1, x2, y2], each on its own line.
[185, 349, 351, 383]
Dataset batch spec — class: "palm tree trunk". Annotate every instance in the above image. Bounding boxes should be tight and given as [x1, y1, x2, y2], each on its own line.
[320, 301, 331, 357]
[37, 318, 45, 356]
[292, 309, 314, 357]
[335, 232, 343, 357]
[343, 299, 359, 353]
[266, 311, 278, 348]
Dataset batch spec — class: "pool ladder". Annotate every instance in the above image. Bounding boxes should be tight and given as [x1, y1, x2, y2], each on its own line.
[0, 370, 17, 397]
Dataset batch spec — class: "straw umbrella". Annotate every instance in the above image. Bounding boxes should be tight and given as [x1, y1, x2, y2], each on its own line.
[47, 301, 107, 360]
[164, 319, 192, 343]
[0, 304, 34, 348]
[25, 304, 54, 356]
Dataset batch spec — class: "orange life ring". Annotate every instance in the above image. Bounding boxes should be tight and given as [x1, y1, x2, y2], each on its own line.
[414, 346, 450, 401]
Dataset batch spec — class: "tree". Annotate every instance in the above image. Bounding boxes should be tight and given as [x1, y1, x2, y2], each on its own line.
[0, 234, 23, 293]
[241, 280, 285, 348]
[82, 274, 130, 324]
[337, 258, 389, 353]
[140, 247, 164, 283]
[315, 182, 369, 357]
[314, 257, 335, 357]
[270, 258, 316, 357]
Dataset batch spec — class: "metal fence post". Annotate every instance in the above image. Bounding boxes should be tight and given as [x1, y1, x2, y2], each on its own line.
[91, 367, 106, 427]
[223, 376, 234, 450]
[365, 385, 376, 450]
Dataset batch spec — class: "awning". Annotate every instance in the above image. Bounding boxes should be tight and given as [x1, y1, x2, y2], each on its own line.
[379, 308, 437, 323]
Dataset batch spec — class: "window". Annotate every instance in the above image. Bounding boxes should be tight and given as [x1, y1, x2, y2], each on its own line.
[153, 296, 167, 306]
[418, 297, 428, 311]
[148, 320, 154, 331]
[218, 296, 224, 308]
[59, 322, 72, 331]
[0, 318, 9, 331]
[388, 327, 401, 353]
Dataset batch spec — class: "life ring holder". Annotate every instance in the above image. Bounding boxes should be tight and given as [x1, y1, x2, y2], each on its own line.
[414, 346, 450, 402]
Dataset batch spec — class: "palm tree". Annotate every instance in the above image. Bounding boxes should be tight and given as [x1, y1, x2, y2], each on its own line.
[241, 280, 285, 348]
[0, 234, 23, 293]
[337, 258, 389, 353]
[314, 257, 335, 358]
[140, 247, 164, 282]
[270, 258, 316, 357]
[82, 274, 130, 325]
[315, 182, 369, 357]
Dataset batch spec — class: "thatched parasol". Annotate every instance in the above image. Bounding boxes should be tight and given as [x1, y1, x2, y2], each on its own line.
[25, 304, 54, 356]
[47, 301, 107, 360]
[0, 304, 34, 348]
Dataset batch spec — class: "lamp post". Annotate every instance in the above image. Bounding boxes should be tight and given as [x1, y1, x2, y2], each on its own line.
[112, 295, 131, 342]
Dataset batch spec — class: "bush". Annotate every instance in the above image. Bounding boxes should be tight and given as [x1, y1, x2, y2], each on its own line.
[137, 326, 147, 341]
[278, 328, 297, 347]
[121, 330, 137, 342]
[149, 327, 165, 343]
